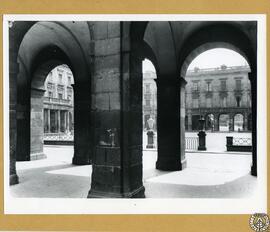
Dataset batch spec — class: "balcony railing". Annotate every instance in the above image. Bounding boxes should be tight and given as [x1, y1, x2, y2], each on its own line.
[44, 97, 72, 105]
[185, 137, 199, 151]
[186, 65, 251, 75]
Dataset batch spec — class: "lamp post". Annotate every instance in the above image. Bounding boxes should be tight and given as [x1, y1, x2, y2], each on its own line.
[198, 116, 207, 150]
[146, 116, 155, 149]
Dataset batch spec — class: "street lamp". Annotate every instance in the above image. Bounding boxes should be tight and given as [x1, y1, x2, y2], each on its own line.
[198, 116, 207, 151]
[198, 116, 205, 131]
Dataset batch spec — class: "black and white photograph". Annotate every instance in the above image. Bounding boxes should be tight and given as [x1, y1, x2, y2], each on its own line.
[3, 15, 267, 214]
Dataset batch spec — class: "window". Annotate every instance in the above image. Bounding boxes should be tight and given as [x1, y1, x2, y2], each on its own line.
[221, 97, 227, 107]
[236, 96, 241, 107]
[192, 82, 199, 91]
[220, 80, 227, 91]
[206, 82, 212, 92]
[68, 75, 72, 85]
[193, 99, 199, 108]
[206, 98, 212, 108]
[58, 93, 63, 99]
[48, 72, 53, 81]
[48, 91, 53, 98]
[235, 79, 242, 90]
[47, 82, 53, 89]
[58, 73, 63, 83]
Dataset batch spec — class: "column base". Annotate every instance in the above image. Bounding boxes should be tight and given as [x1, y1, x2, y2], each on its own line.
[30, 152, 46, 161]
[16, 153, 30, 161]
[87, 186, 145, 198]
[10, 174, 19, 185]
[181, 158, 187, 169]
[156, 157, 183, 171]
[251, 164, 257, 176]
[72, 155, 91, 165]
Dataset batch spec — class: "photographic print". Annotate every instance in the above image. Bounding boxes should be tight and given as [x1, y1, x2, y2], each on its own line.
[0, 0, 268, 227]
[3, 15, 267, 216]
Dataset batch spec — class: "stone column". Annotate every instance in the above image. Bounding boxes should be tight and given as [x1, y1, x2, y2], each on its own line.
[249, 73, 257, 176]
[155, 77, 185, 171]
[67, 111, 70, 132]
[88, 23, 145, 198]
[43, 109, 46, 133]
[65, 111, 68, 132]
[214, 114, 219, 131]
[187, 112, 192, 131]
[54, 110, 57, 132]
[57, 110, 61, 133]
[243, 112, 248, 131]
[30, 88, 46, 160]
[9, 46, 19, 185]
[17, 102, 30, 161]
[229, 113, 234, 131]
[72, 83, 92, 165]
[16, 68, 31, 162]
[48, 109, 51, 133]
[180, 78, 187, 168]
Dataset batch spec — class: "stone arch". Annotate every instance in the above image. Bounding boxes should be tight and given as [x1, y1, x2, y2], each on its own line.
[233, 113, 244, 131]
[30, 56, 74, 160]
[143, 22, 186, 171]
[180, 42, 250, 78]
[9, 21, 37, 184]
[179, 22, 256, 77]
[178, 22, 257, 176]
[218, 113, 230, 132]
[11, 21, 93, 184]
[205, 113, 215, 131]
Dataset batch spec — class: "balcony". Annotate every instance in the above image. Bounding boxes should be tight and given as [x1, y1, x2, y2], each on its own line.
[44, 97, 72, 106]
[191, 90, 200, 99]
[205, 91, 213, 98]
[234, 89, 243, 96]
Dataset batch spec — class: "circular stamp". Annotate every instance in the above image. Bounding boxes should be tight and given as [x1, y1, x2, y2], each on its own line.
[249, 213, 270, 232]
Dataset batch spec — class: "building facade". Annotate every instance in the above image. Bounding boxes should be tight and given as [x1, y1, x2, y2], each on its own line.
[185, 65, 252, 131]
[43, 65, 74, 134]
[143, 71, 157, 130]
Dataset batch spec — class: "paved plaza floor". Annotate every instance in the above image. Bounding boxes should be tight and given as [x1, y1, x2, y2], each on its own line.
[9, 144, 257, 199]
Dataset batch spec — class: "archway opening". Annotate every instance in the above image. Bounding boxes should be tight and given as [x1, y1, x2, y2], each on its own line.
[205, 114, 214, 131]
[234, 113, 244, 131]
[183, 46, 253, 187]
[219, 114, 230, 132]
[184, 48, 251, 134]
[142, 59, 158, 181]
[30, 63, 75, 161]
[42, 65, 74, 146]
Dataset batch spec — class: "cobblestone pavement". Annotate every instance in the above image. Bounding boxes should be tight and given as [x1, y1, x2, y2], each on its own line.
[9, 145, 256, 198]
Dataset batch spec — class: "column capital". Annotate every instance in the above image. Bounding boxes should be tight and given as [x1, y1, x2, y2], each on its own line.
[31, 87, 46, 93]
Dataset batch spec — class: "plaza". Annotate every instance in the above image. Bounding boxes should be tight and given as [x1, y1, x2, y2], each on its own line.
[9, 130, 255, 199]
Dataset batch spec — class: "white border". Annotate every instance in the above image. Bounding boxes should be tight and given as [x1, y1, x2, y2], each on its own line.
[3, 14, 267, 214]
